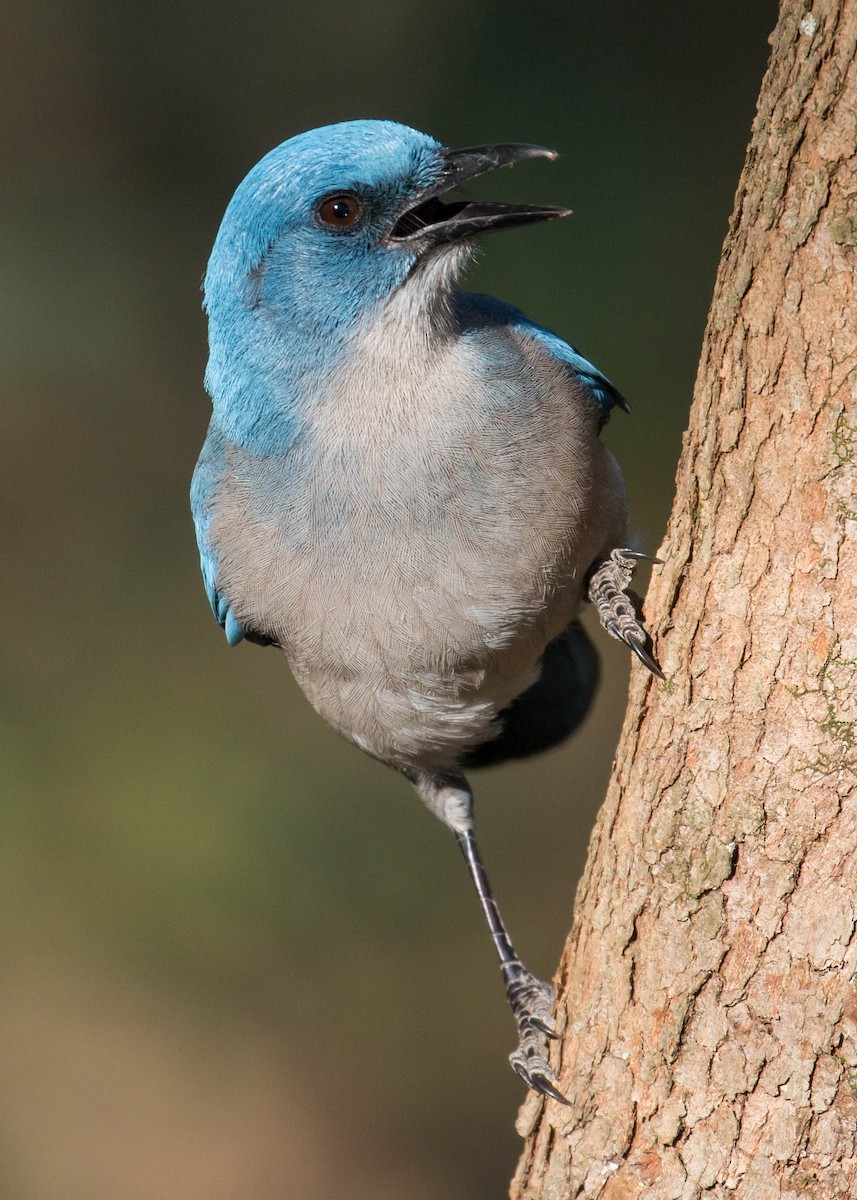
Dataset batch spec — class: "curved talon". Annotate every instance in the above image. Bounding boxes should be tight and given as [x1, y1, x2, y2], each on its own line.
[510, 1053, 535, 1088]
[510, 1051, 570, 1104]
[528, 1016, 560, 1039]
[623, 550, 664, 565]
[530, 1073, 571, 1106]
[630, 639, 665, 679]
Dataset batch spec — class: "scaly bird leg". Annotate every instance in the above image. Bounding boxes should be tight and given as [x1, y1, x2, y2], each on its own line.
[588, 548, 664, 678]
[455, 825, 569, 1104]
[408, 770, 568, 1103]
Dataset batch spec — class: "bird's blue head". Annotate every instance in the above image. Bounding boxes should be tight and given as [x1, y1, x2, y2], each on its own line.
[203, 120, 568, 452]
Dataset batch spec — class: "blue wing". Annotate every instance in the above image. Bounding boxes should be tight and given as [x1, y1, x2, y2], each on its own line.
[454, 292, 629, 417]
[190, 421, 247, 647]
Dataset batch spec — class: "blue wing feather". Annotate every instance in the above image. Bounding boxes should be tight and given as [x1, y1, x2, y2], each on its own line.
[455, 292, 629, 416]
[190, 421, 247, 646]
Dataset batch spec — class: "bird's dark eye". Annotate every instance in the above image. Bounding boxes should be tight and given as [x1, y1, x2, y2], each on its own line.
[317, 193, 363, 229]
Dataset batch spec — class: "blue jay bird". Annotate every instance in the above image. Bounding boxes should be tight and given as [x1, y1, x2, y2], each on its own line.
[192, 120, 660, 1103]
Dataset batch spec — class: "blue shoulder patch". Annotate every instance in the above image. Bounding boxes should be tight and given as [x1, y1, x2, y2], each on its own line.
[456, 292, 630, 415]
[190, 421, 247, 647]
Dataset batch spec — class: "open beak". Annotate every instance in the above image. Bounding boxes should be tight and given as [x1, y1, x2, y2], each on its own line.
[389, 143, 571, 245]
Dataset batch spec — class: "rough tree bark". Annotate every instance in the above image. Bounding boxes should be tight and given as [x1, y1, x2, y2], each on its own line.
[512, 3, 857, 1197]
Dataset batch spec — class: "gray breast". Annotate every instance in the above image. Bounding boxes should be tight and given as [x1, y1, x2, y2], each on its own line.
[209, 331, 626, 769]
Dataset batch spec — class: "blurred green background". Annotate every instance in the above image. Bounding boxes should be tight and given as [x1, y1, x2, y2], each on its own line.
[2, 3, 775, 1197]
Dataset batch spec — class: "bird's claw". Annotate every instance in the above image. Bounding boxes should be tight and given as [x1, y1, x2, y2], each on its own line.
[510, 1042, 570, 1105]
[620, 550, 664, 566]
[503, 962, 555, 1023]
[627, 630, 666, 680]
[530, 1015, 561, 1039]
[503, 963, 568, 1101]
[588, 548, 663, 678]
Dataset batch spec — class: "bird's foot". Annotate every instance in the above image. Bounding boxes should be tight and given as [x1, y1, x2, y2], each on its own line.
[588, 549, 664, 679]
[503, 961, 569, 1104]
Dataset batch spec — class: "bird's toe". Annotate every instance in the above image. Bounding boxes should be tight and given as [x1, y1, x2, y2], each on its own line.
[510, 1044, 570, 1104]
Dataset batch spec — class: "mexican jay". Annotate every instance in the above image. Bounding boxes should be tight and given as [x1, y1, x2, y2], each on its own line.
[192, 120, 659, 1101]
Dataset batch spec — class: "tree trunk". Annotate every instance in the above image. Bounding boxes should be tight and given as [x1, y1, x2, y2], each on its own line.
[512, 2, 857, 1196]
